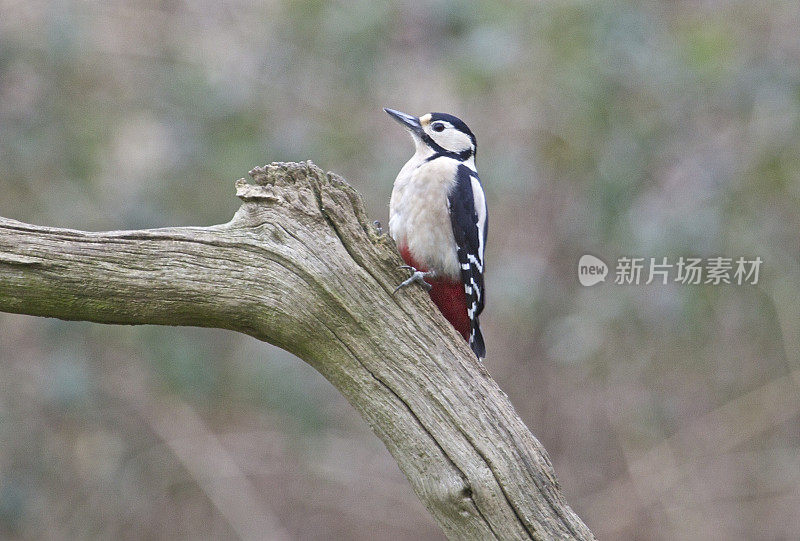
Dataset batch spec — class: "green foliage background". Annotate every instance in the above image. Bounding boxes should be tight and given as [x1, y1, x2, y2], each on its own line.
[1, 1, 799, 539]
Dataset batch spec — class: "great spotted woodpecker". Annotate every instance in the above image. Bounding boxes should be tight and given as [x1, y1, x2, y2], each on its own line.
[384, 108, 487, 359]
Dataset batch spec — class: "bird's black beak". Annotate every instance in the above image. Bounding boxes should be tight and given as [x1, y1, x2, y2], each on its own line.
[384, 108, 422, 135]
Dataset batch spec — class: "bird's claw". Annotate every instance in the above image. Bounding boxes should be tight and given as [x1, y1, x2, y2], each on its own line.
[393, 265, 433, 294]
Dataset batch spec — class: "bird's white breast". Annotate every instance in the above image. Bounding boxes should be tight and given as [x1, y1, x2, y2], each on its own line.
[389, 156, 461, 279]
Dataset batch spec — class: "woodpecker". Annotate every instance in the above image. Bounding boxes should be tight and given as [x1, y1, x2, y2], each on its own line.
[384, 108, 487, 359]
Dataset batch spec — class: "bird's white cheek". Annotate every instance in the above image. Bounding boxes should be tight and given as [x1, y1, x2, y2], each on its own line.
[432, 131, 470, 153]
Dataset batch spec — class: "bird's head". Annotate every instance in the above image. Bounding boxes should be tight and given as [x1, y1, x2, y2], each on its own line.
[384, 108, 476, 163]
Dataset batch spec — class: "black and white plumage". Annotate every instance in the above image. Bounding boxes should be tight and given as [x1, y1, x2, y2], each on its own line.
[384, 108, 488, 359]
[449, 163, 487, 357]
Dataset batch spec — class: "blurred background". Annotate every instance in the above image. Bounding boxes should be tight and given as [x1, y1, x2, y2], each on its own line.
[1, 1, 799, 539]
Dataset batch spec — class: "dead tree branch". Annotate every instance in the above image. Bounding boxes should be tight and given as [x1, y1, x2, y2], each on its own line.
[0, 162, 594, 540]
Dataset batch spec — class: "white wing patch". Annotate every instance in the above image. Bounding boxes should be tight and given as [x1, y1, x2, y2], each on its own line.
[471, 176, 487, 266]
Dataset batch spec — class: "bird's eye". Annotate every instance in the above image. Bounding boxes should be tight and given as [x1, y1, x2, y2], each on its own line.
[432, 123, 445, 132]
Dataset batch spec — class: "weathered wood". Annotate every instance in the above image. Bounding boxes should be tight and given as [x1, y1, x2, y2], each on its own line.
[0, 161, 594, 540]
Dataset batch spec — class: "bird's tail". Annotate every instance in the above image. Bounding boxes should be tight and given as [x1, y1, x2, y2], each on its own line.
[470, 323, 486, 360]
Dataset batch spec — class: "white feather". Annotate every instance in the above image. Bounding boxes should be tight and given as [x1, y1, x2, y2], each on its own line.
[470, 176, 487, 266]
[389, 156, 462, 279]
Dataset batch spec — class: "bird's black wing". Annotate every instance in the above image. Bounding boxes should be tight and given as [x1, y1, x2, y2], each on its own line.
[448, 164, 488, 358]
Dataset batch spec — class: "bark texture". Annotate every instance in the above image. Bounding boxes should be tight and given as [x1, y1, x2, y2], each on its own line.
[0, 162, 595, 540]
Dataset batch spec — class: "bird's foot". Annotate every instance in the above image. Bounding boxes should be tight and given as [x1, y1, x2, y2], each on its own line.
[393, 265, 434, 293]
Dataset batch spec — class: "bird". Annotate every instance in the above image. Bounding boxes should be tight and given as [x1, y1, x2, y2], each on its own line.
[384, 108, 487, 359]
